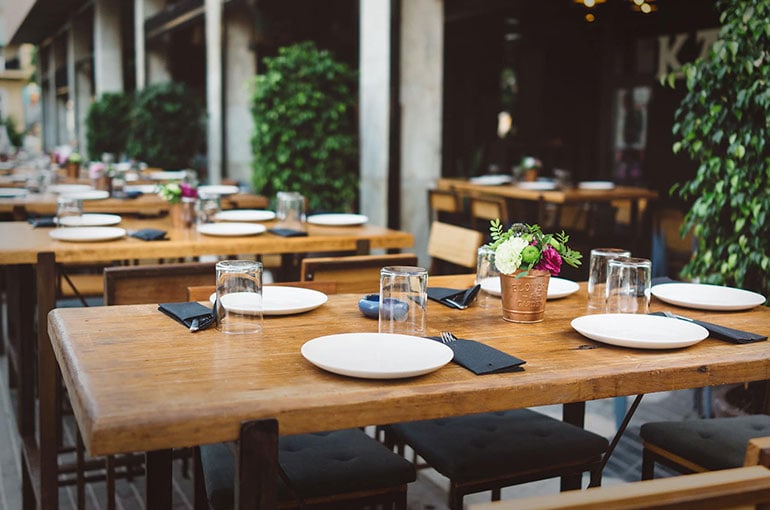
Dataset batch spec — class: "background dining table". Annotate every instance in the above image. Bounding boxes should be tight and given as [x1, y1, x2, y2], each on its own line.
[47, 274, 770, 508]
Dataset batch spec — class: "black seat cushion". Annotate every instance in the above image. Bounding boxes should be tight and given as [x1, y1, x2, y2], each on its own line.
[200, 429, 416, 510]
[389, 408, 609, 482]
[640, 414, 770, 470]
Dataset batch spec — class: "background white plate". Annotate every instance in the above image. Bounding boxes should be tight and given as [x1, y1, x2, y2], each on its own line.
[198, 185, 240, 196]
[516, 181, 557, 191]
[197, 222, 266, 236]
[214, 209, 276, 222]
[0, 187, 29, 198]
[571, 313, 708, 349]
[651, 282, 766, 311]
[148, 171, 187, 180]
[61, 190, 110, 200]
[301, 333, 454, 379]
[123, 184, 158, 194]
[578, 181, 615, 190]
[307, 213, 368, 226]
[210, 286, 328, 316]
[58, 213, 122, 227]
[49, 227, 127, 242]
[480, 276, 579, 300]
[469, 175, 513, 186]
[47, 184, 93, 194]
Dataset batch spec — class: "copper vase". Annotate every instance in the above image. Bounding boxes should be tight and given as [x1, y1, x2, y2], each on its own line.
[500, 269, 550, 323]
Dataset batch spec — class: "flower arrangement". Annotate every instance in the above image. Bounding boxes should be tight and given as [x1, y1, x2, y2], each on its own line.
[489, 219, 582, 276]
[156, 182, 198, 204]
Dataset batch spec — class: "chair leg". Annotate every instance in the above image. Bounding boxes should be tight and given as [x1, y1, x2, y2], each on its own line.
[192, 446, 210, 510]
[641, 447, 656, 480]
[588, 465, 603, 488]
[491, 488, 501, 501]
[560, 473, 582, 491]
[448, 486, 464, 510]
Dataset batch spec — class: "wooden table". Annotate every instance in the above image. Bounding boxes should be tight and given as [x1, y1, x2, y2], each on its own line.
[47, 274, 770, 508]
[0, 217, 413, 509]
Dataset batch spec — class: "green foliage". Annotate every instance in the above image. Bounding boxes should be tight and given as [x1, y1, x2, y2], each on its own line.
[2, 116, 24, 148]
[126, 82, 204, 169]
[665, 0, 770, 298]
[85, 92, 133, 160]
[250, 41, 359, 212]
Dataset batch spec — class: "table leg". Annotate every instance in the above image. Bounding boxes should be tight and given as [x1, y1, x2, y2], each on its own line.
[561, 402, 586, 490]
[145, 449, 173, 508]
[237, 419, 278, 510]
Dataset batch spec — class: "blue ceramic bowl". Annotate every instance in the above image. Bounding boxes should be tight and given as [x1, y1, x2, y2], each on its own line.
[358, 294, 409, 320]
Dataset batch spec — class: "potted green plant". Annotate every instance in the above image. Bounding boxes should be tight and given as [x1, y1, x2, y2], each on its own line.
[85, 92, 134, 161]
[66, 152, 83, 179]
[250, 41, 359, 212]
[666, 0, 770, 299]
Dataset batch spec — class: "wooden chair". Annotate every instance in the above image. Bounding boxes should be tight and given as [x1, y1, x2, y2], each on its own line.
[103, 261, 217, 305]
[468, 436, 770, 510]
[427, 220, 484, 275]
[468, 194, 509, 232]
[187, 280, 339, 302]
[300, 253, 419, 294]
[428, 188, 466, 226]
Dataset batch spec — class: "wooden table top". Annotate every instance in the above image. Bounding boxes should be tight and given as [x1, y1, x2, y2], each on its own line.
[0, 217, 414, 264]
[48, 274, 770, 457]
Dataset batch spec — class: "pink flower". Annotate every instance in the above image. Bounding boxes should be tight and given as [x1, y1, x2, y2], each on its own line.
[534, 245, 563, 276]
[180, 182, 198, 199]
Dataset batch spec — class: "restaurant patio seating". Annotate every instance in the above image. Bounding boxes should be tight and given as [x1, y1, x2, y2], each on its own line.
[103, 261, 217, 305]
[300, 253, 419, 293]
[428, 187, 466, 226]
[427, 220, 484, 275]
[469, 194, 509, 233]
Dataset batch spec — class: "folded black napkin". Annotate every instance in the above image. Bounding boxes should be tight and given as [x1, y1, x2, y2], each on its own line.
[268, 228, 308, 237]
[429, 336, 525, 375]
[130, 228, 168, 241]
[28, 216, 57, 228]
[115, 190, 143, 199]
[427, 285, 481, 309]
[650, 311, 767, 344]
[158, 302, 215, 332]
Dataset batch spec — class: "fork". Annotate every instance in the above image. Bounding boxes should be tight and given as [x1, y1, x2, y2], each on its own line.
[440, 331, 457, 344]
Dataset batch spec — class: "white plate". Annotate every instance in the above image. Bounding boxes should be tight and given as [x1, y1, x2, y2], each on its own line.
[301, 333, 454, 379]
[209, 286, 328, 316]
[47, 184, 93, 194]
[148, 171, 187, 180]
[49, 227, 127, 242]
[198, 185, 240, 196]
[480, 276, 579, 300]
[307, 213, 368, 226]
[123, 184, 158, 194]
[571, 313, 709, 349]
[651, 283, 766, 311]
[61, 190, 110, 200]
[469, 175, 513, 186]
[0, 187, 29, 198]
[516, 181, 557, 191]
[58, 213, 122, 227]
[196, 222, 267, 237]
[578, 181, 615, 190]
[214, 209, 276, 222]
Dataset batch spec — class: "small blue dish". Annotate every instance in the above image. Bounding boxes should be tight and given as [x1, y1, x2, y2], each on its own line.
[358, 294, 409, 320]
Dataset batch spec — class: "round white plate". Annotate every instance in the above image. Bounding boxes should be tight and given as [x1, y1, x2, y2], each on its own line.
[301, 333, 454, 379]
[198, 185, 240, 196]
[578, 181, 615, 190]
[214, 209, 276, 222]
[61, 190, 110, 200]
[210, 286, 328, 316]
[214, 292, 262, 315]
[58, 213, 122, 227]
[148, 171, 187, 180]
[516, 181, 557, 191]
[49, 227, 127, 242]
[480, 276, 579, 300]
[571, 313, 709, 349]
[651, 283, 766, 311]
[0, 187, 29, 198]
[196, 222, 266, 237]
[307, 213, 368, 226]
[469, 175, 513, 186]
[47, 184, 93, 194]
[123, 184, 158, 194]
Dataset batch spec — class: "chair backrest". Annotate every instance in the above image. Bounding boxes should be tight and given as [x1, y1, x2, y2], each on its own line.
[187, 280, 339, 302]
[104, 261, 217, 305]
[428, 188, 465, 225]
[300, 253, 419, 294]
[427, 221, 484, 274]
[469, 195, 508, 230]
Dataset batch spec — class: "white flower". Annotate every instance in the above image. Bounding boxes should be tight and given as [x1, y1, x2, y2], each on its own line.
[494, 237, 529, 274]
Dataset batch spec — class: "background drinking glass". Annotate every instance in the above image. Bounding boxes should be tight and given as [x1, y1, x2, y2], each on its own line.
[606, 256, 652, 314]
[215, 260, 263, 335]
[55, 196, 83, 226]
[276, 191, 306, 230]
[379, 266, 428, 335]
[476, 245, 500, 309]
[587, 247, 631, 312]
[196, 192, 221, 225]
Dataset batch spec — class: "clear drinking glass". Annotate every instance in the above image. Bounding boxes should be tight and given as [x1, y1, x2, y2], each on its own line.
[476, 245, 500, 309]
[587, 248, 631, 312]
[196, 192, 221, 225]
[275, 191, 306, 231]
[379, 266, 428, 335]
[215, 260, 264, 335]
[606, 257, 652, 314]
[55, 196, 83, 227]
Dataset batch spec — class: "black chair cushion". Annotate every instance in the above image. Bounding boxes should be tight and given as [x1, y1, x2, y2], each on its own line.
[200, 429, 416, 510]
[389, 408, 609, 482]
[640, 414, 770, 470]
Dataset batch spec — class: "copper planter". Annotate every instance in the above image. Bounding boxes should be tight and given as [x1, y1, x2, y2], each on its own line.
[500, 269, 550, 323]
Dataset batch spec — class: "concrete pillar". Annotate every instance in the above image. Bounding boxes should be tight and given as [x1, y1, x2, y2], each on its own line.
[40, 44, 56, 151]
[205, 0, 222, 184]
[400, 0, 444, 265]
[135, 0, 167, 89]
[359, 0, 391, 229]
[224, 5, 256, 186]
[93, 0, 123, 95]
[69, 13, 91, 156]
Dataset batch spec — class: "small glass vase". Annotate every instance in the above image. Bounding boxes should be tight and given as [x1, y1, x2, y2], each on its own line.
[170, 198, 196, 229]
[500, 269, 551, 323]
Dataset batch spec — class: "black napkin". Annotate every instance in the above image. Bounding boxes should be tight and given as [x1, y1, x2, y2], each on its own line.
[158, 302, 215, 332]
[429, 336, 525, 375]
[28, 216, 57, 228]
[268, 228, 308, 237]
[130, 228, 168, 241]
[114, 190, 143, 199]
[427, 285, 481, 309]
[650, 311, 767, 344]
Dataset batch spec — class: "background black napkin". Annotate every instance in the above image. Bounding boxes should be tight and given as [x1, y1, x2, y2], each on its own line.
[28, 216, 57, 228]
[429, 336, 525, 374]
[268, 228, 308, 237]
[158, 302, 215, 331]
[427, 285, 480, 309]
[130, 228, 168, 241]
[649, 311, 766, 344]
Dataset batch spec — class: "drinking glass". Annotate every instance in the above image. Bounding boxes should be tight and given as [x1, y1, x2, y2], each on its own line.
[56, 196, 83, 226]
[215, 260, 263, 335]
[276, 191, 306, 230]
[196, 192, 221, 225]
[587, 248, 631, 312]
[606, 257, 652, 314]
[476, 245, 500, 309]
[379, 266, 428, 335]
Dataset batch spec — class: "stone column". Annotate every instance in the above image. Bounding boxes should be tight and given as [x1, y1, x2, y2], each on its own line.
[205, 0, 223, 184]
[69, 12, 91, 157]
[40, 44, 56, 152]
[93, 0, 123, 95]
[136, 0, 169, 89]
